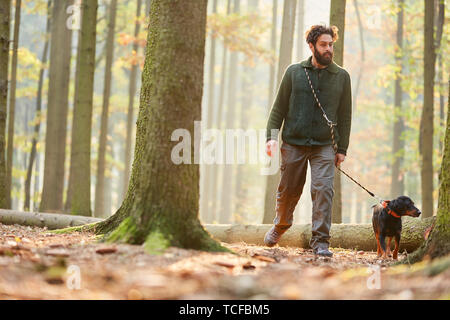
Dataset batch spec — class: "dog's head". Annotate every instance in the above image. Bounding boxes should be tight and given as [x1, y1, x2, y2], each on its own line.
[387, 196, 421, 217]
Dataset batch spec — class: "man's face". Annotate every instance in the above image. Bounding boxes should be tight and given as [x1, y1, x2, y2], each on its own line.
[309, 34, 334, 66]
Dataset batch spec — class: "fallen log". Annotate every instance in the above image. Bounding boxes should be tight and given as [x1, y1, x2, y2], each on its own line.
[205, 217, 434, 252]
[0, 209, 433, 252]
[0, 209, 103, 230]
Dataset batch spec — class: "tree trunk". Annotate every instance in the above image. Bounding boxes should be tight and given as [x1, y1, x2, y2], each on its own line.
[391, 0, 405, 198]
[65, 0, 98, 216]
[419, 0, 436, 218]
[296, 0, 304, 62]
[219, 0, 240, 224]
[408, 81, 450, 263]
[435, 0, 445, 160]
[200, 0, 217, 224]
[94, 0, 117, 218]
[5, 0, 21, 209]
[210, 0, 231, 223]
[330, 0, 346, 224]
[0, 209, 102, 230]
[39, 0, 73, 213]
[0, 0, 10, 209]
[0, 209, 431, 253]
[102, 0, 227, 252]
[351, 0, 364, 114]
[267, 0, 277, 116]
[24, 0, 51, 212]
[123, 0, 142, 199]
[263, 0, 296, 224]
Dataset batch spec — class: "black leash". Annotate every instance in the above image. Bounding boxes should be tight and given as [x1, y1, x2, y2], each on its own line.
[304, 67, 383, 204]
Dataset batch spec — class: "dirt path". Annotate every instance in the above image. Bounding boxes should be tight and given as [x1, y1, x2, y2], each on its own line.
[0, 224, 448, 300]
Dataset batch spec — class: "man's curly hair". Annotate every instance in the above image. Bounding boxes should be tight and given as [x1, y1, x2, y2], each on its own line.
[305, 25, 339, 45]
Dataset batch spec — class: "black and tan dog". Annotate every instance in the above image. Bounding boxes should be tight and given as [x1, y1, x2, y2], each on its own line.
[372, 196, 421, 260]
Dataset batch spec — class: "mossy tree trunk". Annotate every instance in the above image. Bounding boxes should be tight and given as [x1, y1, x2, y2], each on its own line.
[408, 81, 450, 263]
[0, 0, 10, 209]
[103, 0, 227, 252]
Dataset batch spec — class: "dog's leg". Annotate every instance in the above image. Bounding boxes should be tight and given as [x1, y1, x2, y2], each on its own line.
[375, 232, 381, 257]
[393, 233, 401, 260]
[386, 237, 392, 257]
[379, 234, 387, 259]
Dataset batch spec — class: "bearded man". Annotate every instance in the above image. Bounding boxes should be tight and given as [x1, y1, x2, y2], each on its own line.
[264, 25, 352, 257]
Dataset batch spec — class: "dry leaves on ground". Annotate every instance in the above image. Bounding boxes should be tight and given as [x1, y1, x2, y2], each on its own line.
[0, 224, 449, 300]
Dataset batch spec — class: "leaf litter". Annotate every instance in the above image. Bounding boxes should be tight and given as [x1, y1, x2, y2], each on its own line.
[0, 224, 449, 300]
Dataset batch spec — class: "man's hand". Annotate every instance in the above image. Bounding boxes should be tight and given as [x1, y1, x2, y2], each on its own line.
[335, 153, 345, 167]
[266, 140, 278, 157]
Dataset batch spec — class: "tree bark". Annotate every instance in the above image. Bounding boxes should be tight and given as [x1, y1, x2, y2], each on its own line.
[391, 0, 405, 198]
[123, 0, 142, 199]
[419, 0, 436, 218]
[263, 0, 296, 224]
[0, 0, 10, 209]
[407, 78, 450, 263]
[65, 0, 98, 216]
[94, 0, 117, 218]
[5, 0, 21, 209]
[329, 0, 346, 224]
[102, 0, 227, 252]
[24, 0, 51, 212]
[39, 0, 73, 213]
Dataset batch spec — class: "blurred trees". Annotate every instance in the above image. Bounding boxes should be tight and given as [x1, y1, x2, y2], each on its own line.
[263, 0, 297, 224]
[40, 0, 73, 213]
[65, 0, 98, 216]
[0, 0, 10, 209]
[330, 0, 346, 224]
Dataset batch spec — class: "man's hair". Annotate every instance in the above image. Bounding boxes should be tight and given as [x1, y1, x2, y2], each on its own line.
[305, 25, 339, 45]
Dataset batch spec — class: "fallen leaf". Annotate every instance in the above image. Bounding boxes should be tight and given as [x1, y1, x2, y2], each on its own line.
[213, 261, 235, 269]
[46, 249, 70, 257]
[252, 254, 276, 263]
[242, 262, 256, 270]
[96, 247, 117, 255]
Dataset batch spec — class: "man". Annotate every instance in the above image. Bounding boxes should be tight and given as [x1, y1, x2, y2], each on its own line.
[264, 25, 352, 257]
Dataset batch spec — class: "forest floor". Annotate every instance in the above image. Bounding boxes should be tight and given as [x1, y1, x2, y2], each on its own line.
[0, 223, 449, 300]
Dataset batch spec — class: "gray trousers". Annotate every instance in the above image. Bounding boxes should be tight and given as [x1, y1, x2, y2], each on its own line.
[273, 142, 335, 249]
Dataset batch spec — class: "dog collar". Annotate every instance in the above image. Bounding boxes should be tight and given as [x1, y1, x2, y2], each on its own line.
[382, 201, 401, 218]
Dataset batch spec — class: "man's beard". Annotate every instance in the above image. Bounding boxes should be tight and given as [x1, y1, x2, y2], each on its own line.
[314, 47, 333, 66]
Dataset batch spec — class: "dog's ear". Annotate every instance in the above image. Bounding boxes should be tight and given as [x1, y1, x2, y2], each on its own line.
[390, 198, 407, 214]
